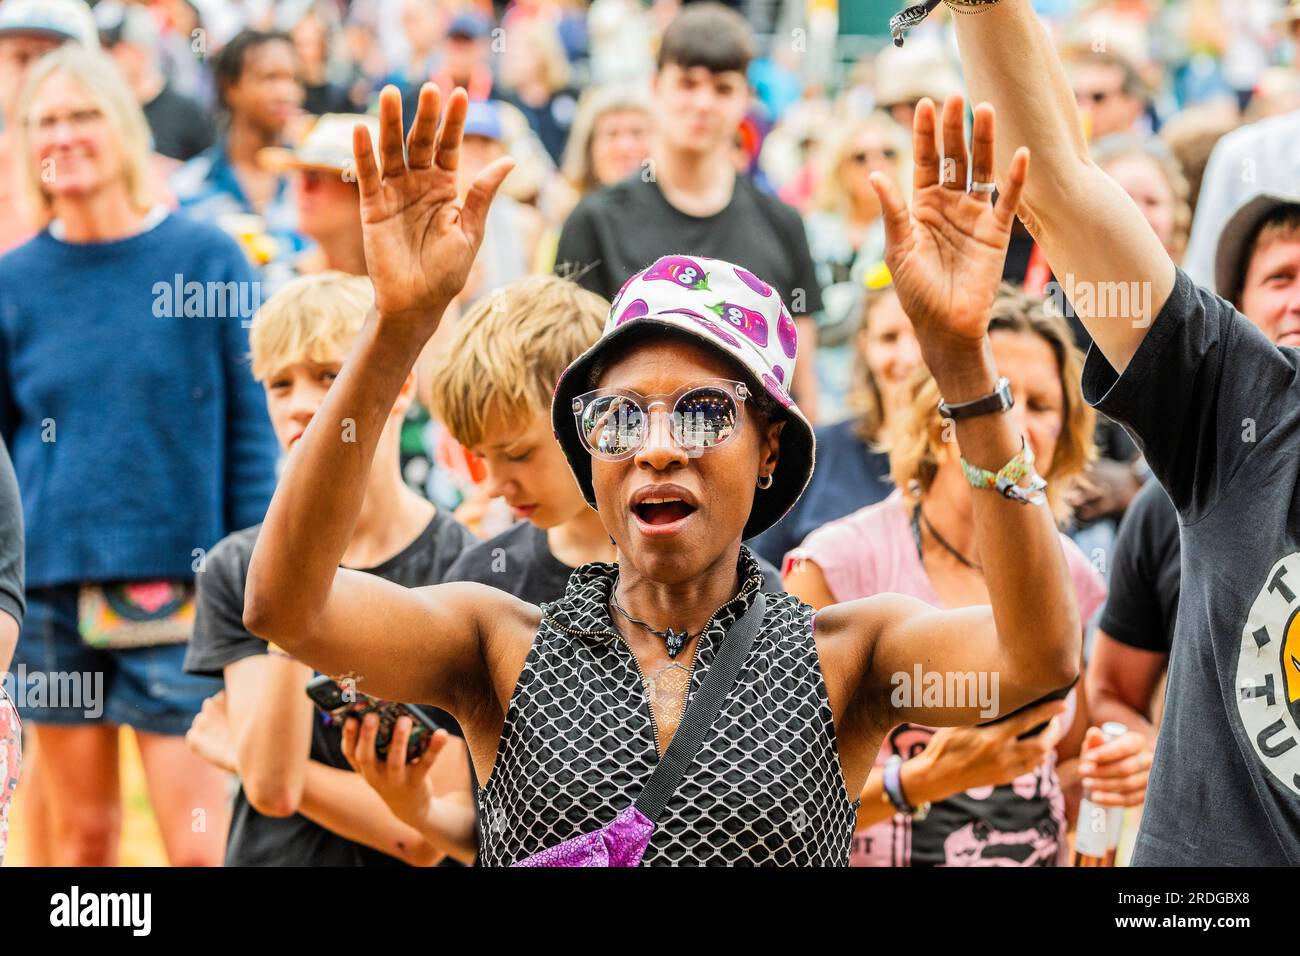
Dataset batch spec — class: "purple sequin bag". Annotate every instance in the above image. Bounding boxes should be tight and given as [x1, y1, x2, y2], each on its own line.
[512, 594, 766, 867]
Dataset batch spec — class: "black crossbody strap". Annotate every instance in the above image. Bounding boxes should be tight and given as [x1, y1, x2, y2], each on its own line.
[633, 592, 766, 822]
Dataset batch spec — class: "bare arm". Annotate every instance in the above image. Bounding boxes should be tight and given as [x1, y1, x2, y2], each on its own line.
[836, 98, 1079, 730]
[297, 763, 447, 866]
[854, 701, 1065, 829]
[222, 656, 316, 817]
[952, 0, 1175, 373]
[242, 85, 517, 708]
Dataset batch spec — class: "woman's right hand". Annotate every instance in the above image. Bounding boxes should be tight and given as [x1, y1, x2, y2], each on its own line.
[354, 84, 514, 340]
[909, 699, 1066, 801]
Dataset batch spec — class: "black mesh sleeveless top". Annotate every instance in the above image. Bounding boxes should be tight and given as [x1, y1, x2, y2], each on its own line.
[476, 546, 860, 866]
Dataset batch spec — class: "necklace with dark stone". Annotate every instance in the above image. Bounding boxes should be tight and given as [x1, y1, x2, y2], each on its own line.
[608, 598, 698, 657]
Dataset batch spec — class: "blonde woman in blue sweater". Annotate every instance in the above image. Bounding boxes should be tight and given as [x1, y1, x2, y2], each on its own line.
[0, 46, 278, 865]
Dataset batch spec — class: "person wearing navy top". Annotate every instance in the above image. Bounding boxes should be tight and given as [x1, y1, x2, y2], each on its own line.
[0, 45, 278, 866]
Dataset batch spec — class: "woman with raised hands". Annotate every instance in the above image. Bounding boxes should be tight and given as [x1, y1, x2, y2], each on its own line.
[242, 83, 1080, 866]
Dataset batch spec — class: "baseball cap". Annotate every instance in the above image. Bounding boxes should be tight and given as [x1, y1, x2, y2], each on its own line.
[447, 11, 489, 41]
[0, 0, 97, 46]
[551, 255, 813, 540]
[462, 99, 503, 141]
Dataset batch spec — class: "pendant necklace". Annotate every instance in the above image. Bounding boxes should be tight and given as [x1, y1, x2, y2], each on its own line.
[609, 598, 699, 658]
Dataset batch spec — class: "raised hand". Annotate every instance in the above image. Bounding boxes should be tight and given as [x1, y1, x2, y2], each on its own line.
[870, 94, 1029, 352]
[353, 84, 514, 337]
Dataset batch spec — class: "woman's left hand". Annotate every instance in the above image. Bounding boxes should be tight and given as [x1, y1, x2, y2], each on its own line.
[870, 94, 1030, 353]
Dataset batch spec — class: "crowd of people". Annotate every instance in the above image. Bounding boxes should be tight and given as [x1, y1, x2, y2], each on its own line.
[0, 0, 1298, 868]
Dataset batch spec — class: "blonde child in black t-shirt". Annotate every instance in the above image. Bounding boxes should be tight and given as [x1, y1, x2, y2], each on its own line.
[184, 272, 479, 866]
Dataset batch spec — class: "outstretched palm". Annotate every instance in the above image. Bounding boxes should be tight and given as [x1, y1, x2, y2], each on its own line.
[871, 95, 1030, 350]
[352, 85, 513, 335]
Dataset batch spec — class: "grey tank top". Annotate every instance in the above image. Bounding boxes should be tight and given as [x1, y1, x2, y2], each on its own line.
[476, 546, 860, 866]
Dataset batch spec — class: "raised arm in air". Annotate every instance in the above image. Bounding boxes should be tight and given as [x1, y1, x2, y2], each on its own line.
[242, 85, 521, 711]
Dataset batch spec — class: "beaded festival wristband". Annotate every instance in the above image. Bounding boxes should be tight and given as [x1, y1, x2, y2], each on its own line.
[961, 436, 1048, 505]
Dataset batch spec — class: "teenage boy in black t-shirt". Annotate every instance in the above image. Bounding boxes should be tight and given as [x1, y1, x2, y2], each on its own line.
[554, 2, 824, 421]
[184, 273, 478, 866]
[952, 0, 1300, 864]
[428, 276, 618, 606]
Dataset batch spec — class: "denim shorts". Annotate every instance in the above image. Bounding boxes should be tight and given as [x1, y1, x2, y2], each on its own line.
[7, 585, 221, 736]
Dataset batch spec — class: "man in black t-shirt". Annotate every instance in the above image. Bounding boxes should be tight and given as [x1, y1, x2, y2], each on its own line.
[554, 3, 825, 421]
[184, 274, 479, 866]
[954, 0, 1300, 864]
[1085, 194, 1300, 812]
[1086, 480, 1178, 769]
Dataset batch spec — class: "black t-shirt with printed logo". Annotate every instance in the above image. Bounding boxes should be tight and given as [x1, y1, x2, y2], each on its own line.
[555, 172, 824, 317]
[1081, 268, 1300, 866]
[184, 511, 476, 867]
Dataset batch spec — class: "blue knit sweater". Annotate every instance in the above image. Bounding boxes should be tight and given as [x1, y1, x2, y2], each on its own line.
[0, 213, 279, 588]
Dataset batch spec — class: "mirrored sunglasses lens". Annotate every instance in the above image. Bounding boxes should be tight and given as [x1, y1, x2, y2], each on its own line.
[673, 388, 738, 449]
[582, 395, 644, 457]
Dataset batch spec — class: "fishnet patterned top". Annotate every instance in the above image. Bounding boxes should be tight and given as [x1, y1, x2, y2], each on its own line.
[476, 546, 860, 866]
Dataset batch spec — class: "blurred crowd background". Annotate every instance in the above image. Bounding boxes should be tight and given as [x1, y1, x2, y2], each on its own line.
[3, 0, 1295, 527]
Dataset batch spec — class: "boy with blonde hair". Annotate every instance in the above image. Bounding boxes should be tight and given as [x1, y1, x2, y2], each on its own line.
[432, 276, 619, 602]
[183, 272, 479, 866]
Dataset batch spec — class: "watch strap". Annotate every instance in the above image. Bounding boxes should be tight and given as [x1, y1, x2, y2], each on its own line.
[938, 376, 1013, 420]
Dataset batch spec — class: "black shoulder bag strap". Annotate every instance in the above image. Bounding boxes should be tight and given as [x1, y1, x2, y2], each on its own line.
[633, 592, 766, 822]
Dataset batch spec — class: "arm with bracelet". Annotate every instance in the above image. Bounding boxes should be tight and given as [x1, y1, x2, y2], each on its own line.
[814, 95, 1080, 762]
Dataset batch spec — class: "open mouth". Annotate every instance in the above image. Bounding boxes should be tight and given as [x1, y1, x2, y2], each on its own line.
[633, 497, 697, 525]
[629, 496, 702, 535]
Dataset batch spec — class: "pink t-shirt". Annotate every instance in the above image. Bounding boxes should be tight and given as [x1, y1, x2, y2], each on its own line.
[788, 490, 1107, 867]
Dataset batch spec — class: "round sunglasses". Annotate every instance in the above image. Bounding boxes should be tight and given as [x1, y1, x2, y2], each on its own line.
[571, 379, 750, 461]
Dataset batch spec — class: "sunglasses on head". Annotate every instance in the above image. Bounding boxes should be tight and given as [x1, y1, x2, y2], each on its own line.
[572, 379, 750, 461]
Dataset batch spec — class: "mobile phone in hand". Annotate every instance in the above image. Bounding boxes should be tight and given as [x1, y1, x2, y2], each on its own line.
[305, 675, 441, 763]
